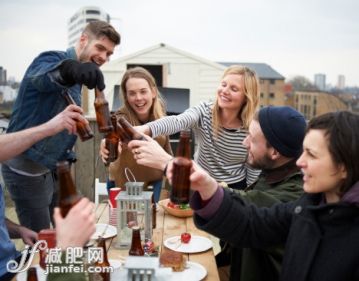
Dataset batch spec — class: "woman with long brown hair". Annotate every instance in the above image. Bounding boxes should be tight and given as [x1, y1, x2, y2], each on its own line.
[100, 67, 172, 202]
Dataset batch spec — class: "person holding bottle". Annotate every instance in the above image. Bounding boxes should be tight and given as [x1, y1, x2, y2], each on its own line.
[0, 105, 95, 281]
[2, 21, 120, 233]
[135, 65, 261, 190]
[130, 106, 306, 281]
[166, 111, 359, 281]
[100, 67, 173, 202]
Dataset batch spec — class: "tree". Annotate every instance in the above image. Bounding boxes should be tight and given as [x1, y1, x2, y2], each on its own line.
[287, 76, 319, 91]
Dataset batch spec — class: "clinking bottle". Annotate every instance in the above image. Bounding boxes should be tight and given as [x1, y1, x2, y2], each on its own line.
[118, 117, 146, 143]
[56, 161, 82, 217]
[61, 90, 94, 141]
[94, 88, 113, 133]
[170, 130, 192, 204]
[105, 112, 119, 164]
[116, 122, 132, 144]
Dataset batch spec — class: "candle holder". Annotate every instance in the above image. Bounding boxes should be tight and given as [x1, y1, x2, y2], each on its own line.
[115, 182, 153, 248]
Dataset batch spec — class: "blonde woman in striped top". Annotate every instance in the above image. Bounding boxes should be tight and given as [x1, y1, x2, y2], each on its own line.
[136, 65, 260, 189]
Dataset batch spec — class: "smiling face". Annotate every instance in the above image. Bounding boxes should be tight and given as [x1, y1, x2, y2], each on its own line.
[216, 74, 247, 113]
[78, 34, 116, 66]
[125, 77, 156, 122]
[296, 129, 347, 203]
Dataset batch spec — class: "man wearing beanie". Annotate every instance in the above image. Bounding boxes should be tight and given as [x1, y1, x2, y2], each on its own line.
[216, 106, 306, 281]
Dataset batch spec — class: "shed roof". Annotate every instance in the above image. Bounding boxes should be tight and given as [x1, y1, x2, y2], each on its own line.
[218, 62, 285, 80]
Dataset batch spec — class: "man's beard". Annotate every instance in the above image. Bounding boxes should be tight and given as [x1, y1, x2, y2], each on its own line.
[248, 153, 274, 170]
[78, 44, 91, 62]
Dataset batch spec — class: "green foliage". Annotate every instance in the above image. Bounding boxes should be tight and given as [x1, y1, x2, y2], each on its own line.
[287, 76, 319, 91]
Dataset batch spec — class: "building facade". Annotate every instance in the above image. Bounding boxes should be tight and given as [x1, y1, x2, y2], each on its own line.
[314, 73, 326, 91]
[67, 6, 110, 47]
[337, 75, 345, 90]
[294, 91, 347, 120]
[0, 66, 6, 85]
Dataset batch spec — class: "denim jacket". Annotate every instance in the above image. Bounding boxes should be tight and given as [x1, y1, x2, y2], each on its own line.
[7, 47, 81, 170]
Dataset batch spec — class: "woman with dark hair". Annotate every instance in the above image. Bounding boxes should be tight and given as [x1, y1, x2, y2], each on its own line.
[167, 111, 359, 281]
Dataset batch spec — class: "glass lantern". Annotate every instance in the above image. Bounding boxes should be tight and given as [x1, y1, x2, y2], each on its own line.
[115, 182, 153, 248]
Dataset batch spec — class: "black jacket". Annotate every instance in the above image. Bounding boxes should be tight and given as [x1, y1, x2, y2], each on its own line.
[194, 191, 359, 281]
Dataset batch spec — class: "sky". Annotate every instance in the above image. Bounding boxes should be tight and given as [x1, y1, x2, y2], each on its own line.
[1, 0, 359, 87]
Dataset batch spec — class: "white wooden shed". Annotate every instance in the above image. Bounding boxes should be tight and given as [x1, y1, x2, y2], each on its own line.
[87, 43, 226, 116]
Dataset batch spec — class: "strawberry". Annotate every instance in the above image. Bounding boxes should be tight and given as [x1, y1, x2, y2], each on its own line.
[181, 232, 191, 243]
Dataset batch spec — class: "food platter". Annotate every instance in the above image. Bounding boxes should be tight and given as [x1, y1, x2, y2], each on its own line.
[159, 199, 193, 218]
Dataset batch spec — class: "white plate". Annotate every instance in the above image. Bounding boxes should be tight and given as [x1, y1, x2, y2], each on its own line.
[16, 265, 46, 281]
[164, 235, 213, 253]
[172, 261, 207, 281]
[91, 223, 117, 240]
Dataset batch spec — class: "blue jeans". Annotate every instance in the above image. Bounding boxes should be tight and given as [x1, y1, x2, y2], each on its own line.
[152, 180, 162, 203]
[1, 164, 58, 232]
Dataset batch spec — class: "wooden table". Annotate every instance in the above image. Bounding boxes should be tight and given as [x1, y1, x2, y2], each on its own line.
[96, 202, 220, 281]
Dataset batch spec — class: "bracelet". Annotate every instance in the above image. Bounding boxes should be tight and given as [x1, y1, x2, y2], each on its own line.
[218, 181, 228, 188]
[163, 157, 174, 176]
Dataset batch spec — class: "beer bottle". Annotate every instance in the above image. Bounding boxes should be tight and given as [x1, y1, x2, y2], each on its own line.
[118, 117, 146, 142]
[116, 122, 132, 144]
[94, 237, 110, 281]
[61, 90, 94, 141]
[129, 226, 144, 256]
[27, 267, 38, 281]
[170, 130, 192, 204]
[94, 88, 113, 133]
[105, 112, 119, 164]
[56, 161, 82, 217]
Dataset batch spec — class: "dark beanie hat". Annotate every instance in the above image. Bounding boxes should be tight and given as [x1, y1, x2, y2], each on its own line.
[258, 106, 306, 158]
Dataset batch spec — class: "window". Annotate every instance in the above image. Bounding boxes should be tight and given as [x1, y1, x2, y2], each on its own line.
[86, 10, 100, 15]
[127, 64, 163, 87]
[86, 18, 98, 23]
[260, 93, 264, 98]
[270, 79, 275, 85]
[269, 93, 275, 99]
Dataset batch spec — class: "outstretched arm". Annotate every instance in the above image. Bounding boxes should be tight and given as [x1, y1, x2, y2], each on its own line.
[128, 134, 173, 171]
[0, 104, 86, 162]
